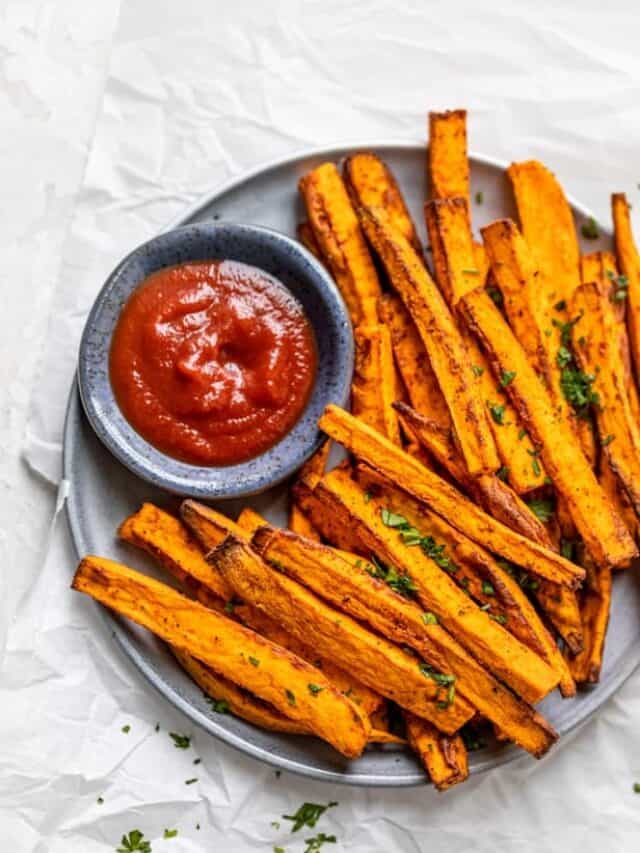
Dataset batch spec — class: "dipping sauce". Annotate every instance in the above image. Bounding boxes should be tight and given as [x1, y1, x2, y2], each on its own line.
[109, 260, 317, 466]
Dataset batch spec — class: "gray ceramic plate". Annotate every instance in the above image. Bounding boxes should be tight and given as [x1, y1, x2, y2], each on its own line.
[65, 143, 640, 786]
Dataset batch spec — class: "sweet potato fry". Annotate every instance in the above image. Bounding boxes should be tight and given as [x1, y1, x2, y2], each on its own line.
[393, 402, 583, 666]
[176, 646, 392, 743]
[428, 110, 470, 203]
[292, 476, 368, 554]
[457, 288, 637, 569]
[352, 324, 402, 444]
[507, 160, 581, 309]
[612, 193, 640, 386]
[352, 464, 575, 691]
[237, 507, 270, 536]
[119, 502, 232, 600]
[397, 402, 552, 543]
[404, 713, 469, 790]
[425, 197, 547, 492]
[125, 503, 382, 714]
[344, 151, 422, 252]
[288, 505, 319, 541]
[378, 293, 451, 430]
[312, 465, 562, 704]
[481, 219, 553, 381]
[297, 221, 324, 262]
[570, 281, 640, 516]
[581, 250, 640, 425]
[251, 524, 558, 755]
[180, 500, 247, 552]
[599, 456, 639, 546]
[568, 559, 612, 684]
[211, 537, 474, 733]
[173, 647, 311, 734]
[288, 442, 331, 539]
[72, 556, 370, 757]
[503, 167, 597, 465]
[319, 405, 586, 588]
[359, 206, 499, 476]
[472, 241, 490, 284]
[299, 162, 381, 326]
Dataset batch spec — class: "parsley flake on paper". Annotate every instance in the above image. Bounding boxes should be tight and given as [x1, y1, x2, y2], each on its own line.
[283, 801, 337, 832]
[116, 831, 151, 853]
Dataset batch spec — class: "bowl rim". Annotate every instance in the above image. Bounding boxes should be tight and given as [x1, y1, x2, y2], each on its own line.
[76, 220, 354, 499]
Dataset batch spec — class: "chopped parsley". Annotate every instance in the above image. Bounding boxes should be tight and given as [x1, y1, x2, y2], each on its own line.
[550, 314, 600, 417]
[184, 778, 198, 785]
[224, 600, 236, 614]
[163, 829, 178, 839]
[286, 689, 297, 707]
[606, 270, 629, 302]
[488, 402, 506, 425]
[283, 802, 337, 832]
[633, 782, 640, 793]
[154, 723, 160, 732]
[419, 662, 457, 707]
[462, 268, 480, 275]
[553, 312, 583, 347]
[206, 696, 229, 714]
[481, 581, 495, 596]
[475, 191, 484, 204]
[366, 553, 417, 598]
[248, 656, 260, 667]
[554, 299, 567, 311]
[601, 434, 615, 447]
[518, 428, 527, 441]
[307, 683, 324, 696]
[581, 217, 600, 240]
[496, 465, 509, 482]
[381, 509, 408, 527]
[116, 831, 151, 853]
[490, 613, 508, 625]
[380, 508, 459, 576]
[500, 370, 516, 387]
[97, 796, 104, 805]
[169, 733, 191, 749]
[422, 612, 439, 625]
[121, 725, 131, 734]
[461, 725, 486, 751]
[526, 497, 555, 523]
[487, 285, 503, 307]
[527, 447, 542, 478]
[471, 364, 485, 377]
[556, 346, 573, 368]
[560, 539, 577, 562]
[364, 491, 372, 504]
[274, 848, 285, 853]
[497, 558, 539, 592]
[560, 367, 599, 418]
[304, 833, 337, 853]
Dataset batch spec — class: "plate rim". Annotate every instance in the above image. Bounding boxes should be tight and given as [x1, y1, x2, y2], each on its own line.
[64, 141, 639, 787]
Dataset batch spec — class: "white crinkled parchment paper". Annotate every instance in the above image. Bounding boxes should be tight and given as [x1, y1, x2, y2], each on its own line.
[5, 0, 640, 849]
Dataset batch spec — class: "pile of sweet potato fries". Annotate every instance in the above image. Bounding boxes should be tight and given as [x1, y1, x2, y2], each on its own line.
[72, 110, 640, 790]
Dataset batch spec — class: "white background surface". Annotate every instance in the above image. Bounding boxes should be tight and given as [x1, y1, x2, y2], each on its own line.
[3, 0, 640, 849]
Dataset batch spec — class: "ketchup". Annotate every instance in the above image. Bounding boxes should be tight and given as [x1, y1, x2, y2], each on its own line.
[109, 260, 317, 466]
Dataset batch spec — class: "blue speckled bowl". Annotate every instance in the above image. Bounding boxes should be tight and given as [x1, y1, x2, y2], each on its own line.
[77, 222, 353, 499]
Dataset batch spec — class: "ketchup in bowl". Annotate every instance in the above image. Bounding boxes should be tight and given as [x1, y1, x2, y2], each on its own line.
[109, 260, 317, 466]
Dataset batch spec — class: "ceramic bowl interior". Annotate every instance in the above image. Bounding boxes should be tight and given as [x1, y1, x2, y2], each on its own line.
[77, 222, 353, 499]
